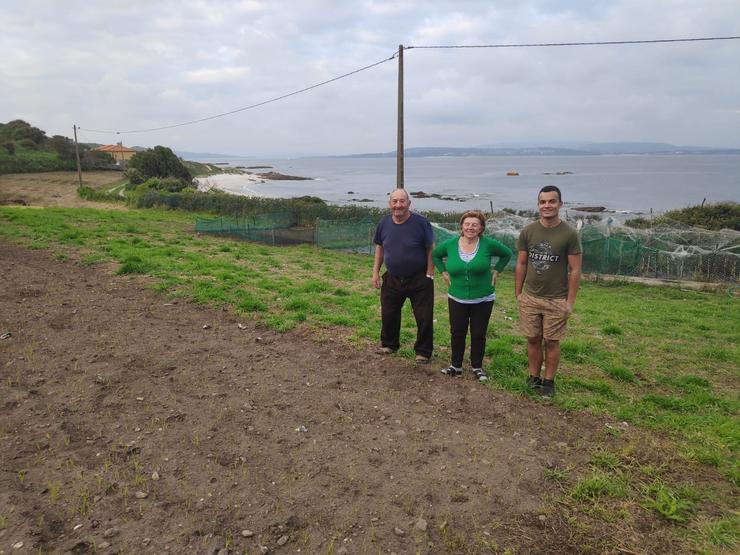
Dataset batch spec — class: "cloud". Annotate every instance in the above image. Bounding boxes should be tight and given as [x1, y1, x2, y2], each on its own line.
[184, 67, 252, 84]
[1, 0, 738, 155]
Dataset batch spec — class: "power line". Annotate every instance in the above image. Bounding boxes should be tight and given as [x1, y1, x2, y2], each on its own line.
[80, 51, 398, 135]
[406, 36, 740, 49]
[79, 36, 739, 137]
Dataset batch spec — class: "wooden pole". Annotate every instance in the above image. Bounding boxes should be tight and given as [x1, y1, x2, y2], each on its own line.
[73, 125, 83, 188]
[396, 44, 404, 189]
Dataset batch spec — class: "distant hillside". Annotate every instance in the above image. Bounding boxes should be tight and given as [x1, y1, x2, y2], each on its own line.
[0, 119, 118, 174]
[338, 143, 740, 158]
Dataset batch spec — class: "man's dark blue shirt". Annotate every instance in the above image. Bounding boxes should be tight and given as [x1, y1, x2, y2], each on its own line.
[373, 212, 434, 278]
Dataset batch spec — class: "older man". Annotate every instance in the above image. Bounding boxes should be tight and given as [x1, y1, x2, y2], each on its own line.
[372, 189, 435, 364]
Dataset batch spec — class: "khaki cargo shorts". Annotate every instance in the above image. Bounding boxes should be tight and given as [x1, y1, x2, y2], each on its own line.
[518, 292, 570, 341]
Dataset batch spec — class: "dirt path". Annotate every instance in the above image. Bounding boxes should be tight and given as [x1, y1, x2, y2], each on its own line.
[0, 240, 686, 554]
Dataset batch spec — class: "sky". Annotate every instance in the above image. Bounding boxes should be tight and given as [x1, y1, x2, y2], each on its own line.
[3, 0, 739, 157]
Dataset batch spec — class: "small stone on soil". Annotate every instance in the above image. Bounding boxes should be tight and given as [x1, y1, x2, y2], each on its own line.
[415, 518, 428, 531]
[277, 534, 289, 546]
[393, 527, 406, 536]
[241, 529, 254, 537]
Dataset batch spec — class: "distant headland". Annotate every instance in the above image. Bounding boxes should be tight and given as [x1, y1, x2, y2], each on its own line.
[333, 143, 740, 158]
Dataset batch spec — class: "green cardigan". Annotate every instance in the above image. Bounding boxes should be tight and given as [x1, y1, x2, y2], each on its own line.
[432, 236, 513, 300]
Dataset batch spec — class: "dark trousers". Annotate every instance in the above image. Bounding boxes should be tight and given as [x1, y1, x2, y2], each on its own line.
[380, 272, 434, 358]
[448, 298, 494, 368]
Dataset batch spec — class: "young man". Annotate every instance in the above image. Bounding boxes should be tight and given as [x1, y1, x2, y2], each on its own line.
[515, 185, 582, 397]
[372, 188, 435, 364]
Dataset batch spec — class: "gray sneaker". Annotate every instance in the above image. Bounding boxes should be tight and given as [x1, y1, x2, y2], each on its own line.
[441, 365, 462, 377]
[472, 368, 488, 382]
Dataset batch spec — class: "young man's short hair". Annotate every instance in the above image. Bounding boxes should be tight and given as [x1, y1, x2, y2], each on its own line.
[538, 185, 562, 202]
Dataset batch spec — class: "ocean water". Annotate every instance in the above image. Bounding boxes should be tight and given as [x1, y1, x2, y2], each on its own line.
[193, 154, 740, 215]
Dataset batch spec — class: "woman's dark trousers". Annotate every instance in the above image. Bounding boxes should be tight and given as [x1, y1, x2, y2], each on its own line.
[448, 298, 494, 368]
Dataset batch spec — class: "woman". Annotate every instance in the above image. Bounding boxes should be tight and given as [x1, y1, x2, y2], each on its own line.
[432, 210, 513, 381]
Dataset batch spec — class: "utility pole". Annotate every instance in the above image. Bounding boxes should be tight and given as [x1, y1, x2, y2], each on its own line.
[73, 125, 83, 188]
[396, 44, 404, 189]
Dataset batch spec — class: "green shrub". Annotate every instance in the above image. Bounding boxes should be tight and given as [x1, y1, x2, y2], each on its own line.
[124, 167, 145, 185]
[626, 202, 739, 231]
[128, 146, 193, 183]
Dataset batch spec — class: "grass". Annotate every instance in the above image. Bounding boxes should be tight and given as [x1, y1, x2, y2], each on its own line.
[0, 204, 738, 551]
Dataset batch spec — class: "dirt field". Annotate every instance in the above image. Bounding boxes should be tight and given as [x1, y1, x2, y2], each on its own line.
[0, 171, 124, 209]
[0, 174, 701, 553]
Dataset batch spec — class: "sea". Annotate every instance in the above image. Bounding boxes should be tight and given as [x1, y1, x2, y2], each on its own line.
[191, 154, 740, 216]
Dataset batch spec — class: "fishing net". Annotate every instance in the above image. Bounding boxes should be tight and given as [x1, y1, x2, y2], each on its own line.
[196, 212, 739, 283]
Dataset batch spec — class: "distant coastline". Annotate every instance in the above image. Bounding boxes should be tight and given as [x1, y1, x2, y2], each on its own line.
[178, 142, 740, 161]
[333, 144, 740, 159]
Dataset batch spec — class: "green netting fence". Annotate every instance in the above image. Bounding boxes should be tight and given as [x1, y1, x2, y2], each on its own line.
[195, 212, 314, 245]
[195, 213, 739, 283]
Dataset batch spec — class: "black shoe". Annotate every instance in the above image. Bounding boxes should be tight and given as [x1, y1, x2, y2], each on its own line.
[540, 379, 555, 397]
[472, 368, 488, 382]
[441, 365, 462, 377]
[527, 375, 543, 388]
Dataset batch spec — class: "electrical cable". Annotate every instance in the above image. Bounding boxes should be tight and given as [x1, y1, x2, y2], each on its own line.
[79, 51, 398, 135]
[78, 36, 739, 136]
[406, 36, 740, 49]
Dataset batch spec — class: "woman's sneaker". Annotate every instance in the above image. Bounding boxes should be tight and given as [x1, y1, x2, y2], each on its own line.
[441, 365, 462, 377]
[472, 368, 488, 382]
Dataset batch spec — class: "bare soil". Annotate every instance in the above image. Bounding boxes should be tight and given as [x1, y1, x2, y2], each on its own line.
[0, 171, 124, 209]
[0, 174, 704, 554]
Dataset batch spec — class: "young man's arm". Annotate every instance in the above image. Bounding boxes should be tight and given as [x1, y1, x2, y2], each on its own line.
[514, 250, 529, 300]
[372, 245, 384, 289]
[565, 252, 583, 314]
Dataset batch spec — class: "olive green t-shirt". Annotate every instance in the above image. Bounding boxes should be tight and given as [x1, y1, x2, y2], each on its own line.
[517, 220, 582, 298]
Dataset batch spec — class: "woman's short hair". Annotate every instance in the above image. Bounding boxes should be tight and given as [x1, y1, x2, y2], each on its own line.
[459, 210, 487, 236]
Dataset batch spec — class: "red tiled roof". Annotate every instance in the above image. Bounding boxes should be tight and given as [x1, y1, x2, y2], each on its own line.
[93, 144, 136, 153]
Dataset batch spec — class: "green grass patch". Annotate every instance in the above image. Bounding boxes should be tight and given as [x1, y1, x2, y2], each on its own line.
[571, 472, 628, 501]
[601, 323, 624, 335]
[642, 482, 700, 524]
[116, 255, 156, 275]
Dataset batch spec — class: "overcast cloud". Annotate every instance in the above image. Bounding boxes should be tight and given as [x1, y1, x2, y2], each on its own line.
[2, 0, 739, 156]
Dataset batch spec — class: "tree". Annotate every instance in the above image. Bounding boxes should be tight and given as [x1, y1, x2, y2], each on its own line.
[47, 135, 76, 161]
[2, 119, 47, 148]
[128, 146, 192, 183]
